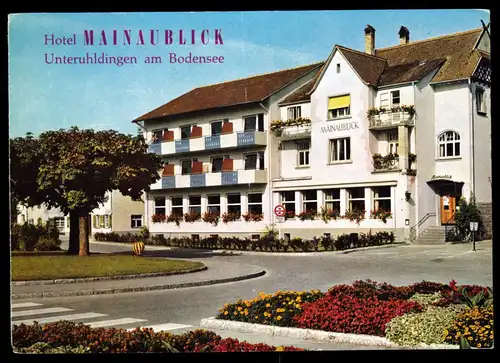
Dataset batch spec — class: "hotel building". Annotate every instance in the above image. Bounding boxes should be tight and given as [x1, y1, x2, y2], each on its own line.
[135, 25, 491, 243]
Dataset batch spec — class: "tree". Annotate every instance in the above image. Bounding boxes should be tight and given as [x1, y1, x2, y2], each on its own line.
[10, 127, 163, 255]
[454, 196, 487, 241]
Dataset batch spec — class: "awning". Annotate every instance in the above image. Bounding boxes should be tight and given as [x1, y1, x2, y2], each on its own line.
[328, 95, 350, 110]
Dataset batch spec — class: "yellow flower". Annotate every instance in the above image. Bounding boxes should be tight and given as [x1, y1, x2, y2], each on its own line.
[468, 337, 473, 341]
[266, 303, 271, 308]
[477, 343, 481, 348]
[234, 312, 238, 316]
[244, 311, 249, 316]
[255, 316, 259, 319]
[295, 304, 301, 309]
[276, 316, 282, 320]
[276, 346, 284, 352]
[237, 307, 242, 311]
[224, 311, 228, 315]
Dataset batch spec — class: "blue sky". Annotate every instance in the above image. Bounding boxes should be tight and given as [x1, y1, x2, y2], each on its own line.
[8, 10, 489, 138]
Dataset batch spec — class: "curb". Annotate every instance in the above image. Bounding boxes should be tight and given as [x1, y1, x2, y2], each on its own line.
[11, 269, 266, 299]
[12, 266, 208, 286]
[92, 241, 409, 256]
[199, 317, 458, 349]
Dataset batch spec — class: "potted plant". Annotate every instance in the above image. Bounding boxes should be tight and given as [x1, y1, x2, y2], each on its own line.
[222, 211, 241, 223]
[151, 214, 166, 223]
[184, 211, 201, 223]
[166, 213, 183, 227]
[202, 211, 220, 226]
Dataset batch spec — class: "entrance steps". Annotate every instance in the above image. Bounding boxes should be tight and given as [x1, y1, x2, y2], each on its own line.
[414, 226, 446, 245]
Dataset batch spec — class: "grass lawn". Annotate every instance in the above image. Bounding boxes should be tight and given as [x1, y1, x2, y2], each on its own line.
[11, 255, 205, 281]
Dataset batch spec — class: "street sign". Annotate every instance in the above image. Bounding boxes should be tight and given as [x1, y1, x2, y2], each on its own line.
[470, 222, 479, 231]
[274, 204, 286, 217]
[275, 216, 285, 223]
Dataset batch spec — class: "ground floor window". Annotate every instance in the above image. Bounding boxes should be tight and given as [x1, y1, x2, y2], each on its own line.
[227, 193, 241, 214]
[347, 187, 365, 212]
[131, 215, 142, 228]
[207, 194, 221, 213]
[247, 193, 263, 214]
[302, 190, 317, 213]
[373, 186, 391, 212]
[189, 195, 202, 214]
[324, 188, 340, 212]
[154, 197, 166, 215]
[171, 196, 183, 216]
[280, 191, 296, 215]
[53, 217, 65, 229]
[93, 214, 112, 229]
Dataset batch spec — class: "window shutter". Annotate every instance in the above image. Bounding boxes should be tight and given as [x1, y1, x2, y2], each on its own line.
[109, 215, 112, 229]
[93, 215, 97, 228]
[99, 215, 104, 228]
[258, 113, 264, 131]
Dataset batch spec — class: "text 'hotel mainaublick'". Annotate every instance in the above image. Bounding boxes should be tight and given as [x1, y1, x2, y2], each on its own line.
[44, 29, 224, 46]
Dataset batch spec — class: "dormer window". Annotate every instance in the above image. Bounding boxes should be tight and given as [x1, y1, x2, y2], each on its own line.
[328, 94, 351, 119]
[287, 106, 301, 120]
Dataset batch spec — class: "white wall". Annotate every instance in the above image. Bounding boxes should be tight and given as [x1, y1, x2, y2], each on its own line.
[471, 82, 491, 203]
[374, 85, 413, 108]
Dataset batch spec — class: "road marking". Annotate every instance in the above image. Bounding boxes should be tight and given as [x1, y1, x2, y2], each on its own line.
[11, 302, 43, 309]
[12, 312, 107, 326]
[11, 307, 73, 318]
[87, 318, 147, 328]
[128, 323, 193, 332]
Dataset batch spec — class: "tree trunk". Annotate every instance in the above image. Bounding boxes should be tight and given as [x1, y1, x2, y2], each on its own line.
[78, 214, 89, 256]
[67, 212, 80, 255]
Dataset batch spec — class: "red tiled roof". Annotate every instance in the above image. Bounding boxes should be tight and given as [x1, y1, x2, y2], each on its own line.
[377, 58, 446, 86]
[133, 62, 324, 122]
[337, 46, 387, 86]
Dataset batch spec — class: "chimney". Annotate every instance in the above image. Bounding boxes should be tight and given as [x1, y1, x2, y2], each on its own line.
[364, 25, 375, 55]
[399, 26, 410, 45]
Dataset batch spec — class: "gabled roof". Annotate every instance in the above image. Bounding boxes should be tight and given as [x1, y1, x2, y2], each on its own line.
[377, 58, 446, 87]
[278, 63, 326, 105]
[375, 28, 483, 84]
[133, 62, 324, 122]
[337, 46, 387, 86]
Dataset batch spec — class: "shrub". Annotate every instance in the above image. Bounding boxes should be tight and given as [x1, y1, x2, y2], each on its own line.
[334, 234, 350, 250]
[216, 290, 324, 327]
[150, 234, 168, 246]
[385, 305, 467, 346]
[293, 294, 423, 336]
[34, 236, 62, 251]
[17, 342, 91, 354]
[443, 306, 494, 348]
[453, 196, 487, 241]
[320, 235, 334, 251]
[288, 237, 303, 252]
[16, 224, 40, 251]
[327, 280, 414, 301]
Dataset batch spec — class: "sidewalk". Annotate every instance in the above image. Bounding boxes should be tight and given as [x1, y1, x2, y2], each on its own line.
[11, 259, 265, 299]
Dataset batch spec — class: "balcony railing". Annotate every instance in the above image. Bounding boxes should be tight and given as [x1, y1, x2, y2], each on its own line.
[368, 111, 415, 129]
[372, 154, 400, 172]
[151, 169, 267, 190]
[276, 124, 311, 140]
[148, 130, 267, 156]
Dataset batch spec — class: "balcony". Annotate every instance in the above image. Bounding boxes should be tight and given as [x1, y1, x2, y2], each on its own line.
[150, 169, 267, 190]
[149, 130, 267, 156]
[270, 118, 312, 140]
[372, 154, 400, 173]
[367, 106, 415, 130]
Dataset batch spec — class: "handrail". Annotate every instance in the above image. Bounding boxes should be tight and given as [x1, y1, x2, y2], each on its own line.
[410, 212, 437, 231]
[444, 211, 456, 224]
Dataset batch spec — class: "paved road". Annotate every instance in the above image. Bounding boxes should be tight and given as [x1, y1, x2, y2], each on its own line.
[11, 240, 492, 350]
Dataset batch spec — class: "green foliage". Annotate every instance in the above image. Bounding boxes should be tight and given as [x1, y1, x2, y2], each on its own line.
[11, 221, 61, 252]
[453, 197, 487, 241]
[17, 342, 91, 354]
[385, 304, 467, 346]
[458, 286, 493, 308]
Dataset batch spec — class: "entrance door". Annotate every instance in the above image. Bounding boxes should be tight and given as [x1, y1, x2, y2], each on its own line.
[440, 195, 456, 224]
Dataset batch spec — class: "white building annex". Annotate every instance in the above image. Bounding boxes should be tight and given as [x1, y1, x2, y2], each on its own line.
[134, 24, 491, 243]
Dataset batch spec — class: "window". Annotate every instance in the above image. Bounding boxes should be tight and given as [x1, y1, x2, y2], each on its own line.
[154, 197, 166, 215]
[296, 140, 310, 166]
[247, 193, 263, 214]
[244, 114, 264, 132]
[391, 90, 400, 106]
[227, 193, 241, 215]
[181, 159, 193, 174]
[280, 191, 296, 215]
[287, 106, 301, 120]
[476, 88, 486, 114]
[211, 156, 223, 173]
[188, 195, 201, 215]
[211, 120, 223, 135]
[324, 189, 340, 213]
[180, 125, 191, 140]
[380, 93, 389, 108]
[302, 190, 317, 213]
[329, 138, 351, 162]
[387, 131, 399, 155]
[348, 187, 365, 212]
[373, 186, 391, 212]
[54, 217, 65, 229]
[438, 131, 460, 158]
[171, 196, 183, 216]
[152, 130, 163, 143]
[131, 215, 142, 228]
[336, 63, 341, 73]
[328, 94, 350, 119]
[244, 152, 265, 170]
[100, 215, 110, 228]
[207, 194, 221, 214]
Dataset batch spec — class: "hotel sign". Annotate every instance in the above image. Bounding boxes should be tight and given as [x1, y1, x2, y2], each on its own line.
[431, 174, 452, 181]
[320, 121, 360, 133]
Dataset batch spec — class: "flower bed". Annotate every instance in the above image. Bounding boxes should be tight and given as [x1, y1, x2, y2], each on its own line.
[12, 322, 305, 353]
[94, 231, 396, 253]
[215, 280, 493, 348]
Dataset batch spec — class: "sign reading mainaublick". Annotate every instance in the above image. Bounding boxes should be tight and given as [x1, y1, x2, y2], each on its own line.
[43, 29, 225, 66]
[320, 121, 359, 133]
